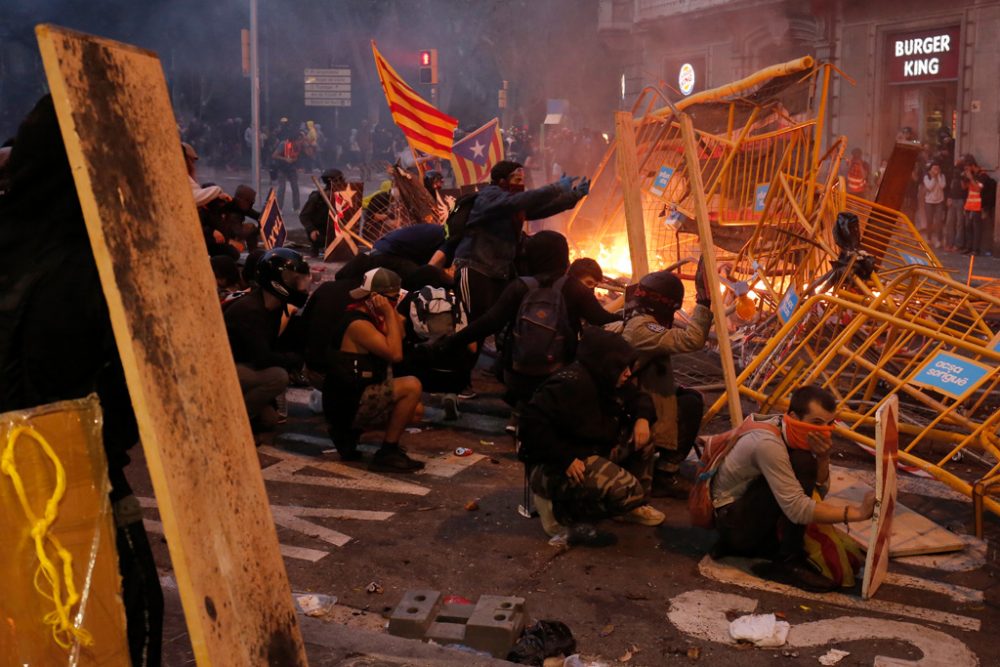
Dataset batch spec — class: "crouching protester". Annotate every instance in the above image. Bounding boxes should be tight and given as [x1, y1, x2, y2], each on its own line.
[706, 385, 875, 591]
[606, 259, 712, 497]
[223, 248, 309, 432]
[322, 268, 425, 473]
[518, 327, 664, 546]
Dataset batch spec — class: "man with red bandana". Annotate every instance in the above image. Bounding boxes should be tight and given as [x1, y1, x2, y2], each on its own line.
[710, 385, 875, 592]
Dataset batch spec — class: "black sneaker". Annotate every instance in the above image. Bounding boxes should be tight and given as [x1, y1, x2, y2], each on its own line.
[651, 473, 693, 499]
[457, 387, 478, 400]
[442, 394, 460, 421]
[751, 557, 837, 593]
[567, 523, 618, 548]
[369, 445, 426, 473]
[329, 429, 362, 462]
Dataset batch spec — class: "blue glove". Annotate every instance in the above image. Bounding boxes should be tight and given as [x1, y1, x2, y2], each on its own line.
[557, 173, 579, 192]
[573, 177, 591, 198]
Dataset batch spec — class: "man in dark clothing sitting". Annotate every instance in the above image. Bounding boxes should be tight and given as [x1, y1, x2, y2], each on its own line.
[223, 248, 309, 431]
[299, 168, 346, 254]
[453, 160, 589, 323]
[519, 327, 664, 546]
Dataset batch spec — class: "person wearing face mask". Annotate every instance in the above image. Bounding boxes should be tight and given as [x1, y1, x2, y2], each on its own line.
[518, 327, 663, 547]
[223, 248, 309, 433]
[605, 260, 713, 499]
[452, 160, 590, 324]
[709, 385, 875, 592]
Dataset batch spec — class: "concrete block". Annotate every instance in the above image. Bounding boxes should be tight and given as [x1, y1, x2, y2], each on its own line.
[465, 595, 527, 658]
[425, 621, 466, 645]
[387, 590, 441, 639]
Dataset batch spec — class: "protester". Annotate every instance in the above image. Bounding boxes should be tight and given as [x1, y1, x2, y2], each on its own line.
[961, 157, 985, 255]
[518, 327, 664, 546]
[945, 156, 968, 251]
[442, 231, 620, 430]
[321, 268, 425, 472]
[223, 248, 308, 432]
[300, 168, 346, 254]
[0, 94, 162, 666]
[922, 162, 947, 249]
[452, 161, 590, 323]
[568, 257, 604, 291]
[272, 128, 302, 211]
[710, 385, 875, 592]
[423, 169, 451, 223]
[605, 261, 713, 497]
[845, 148, 870, 198]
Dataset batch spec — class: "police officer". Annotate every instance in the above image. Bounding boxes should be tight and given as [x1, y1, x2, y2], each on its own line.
[604, 258, 713, 497]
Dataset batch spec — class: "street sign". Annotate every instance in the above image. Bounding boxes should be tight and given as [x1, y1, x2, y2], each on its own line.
[305, 66, 351, 108]
[910, 350, 992, 399]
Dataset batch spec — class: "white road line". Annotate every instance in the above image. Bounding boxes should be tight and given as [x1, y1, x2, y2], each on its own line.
[259, 445, 430, 495]
[275, 433, 487, 479]
[143, 518, 329, 562]
[883, 572, 984, 604]
[276, 505, 395, 521]
[698, 555, 981, 632]
[668, 590, 979, 667]
[270, 509, 352, 548]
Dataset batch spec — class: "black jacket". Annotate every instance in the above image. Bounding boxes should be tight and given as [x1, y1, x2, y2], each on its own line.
[518, 328, 656, 471]
[224, 289, 302, 370]
[300, 278, 361, 370]
[299, 190, 330, 241]
[453, 183, 581, 279]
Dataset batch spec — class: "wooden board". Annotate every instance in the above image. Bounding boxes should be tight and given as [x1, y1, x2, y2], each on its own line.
[36, 25, 307, 665]
[863, 396, 899, 599]
[828, 477, 964, 557]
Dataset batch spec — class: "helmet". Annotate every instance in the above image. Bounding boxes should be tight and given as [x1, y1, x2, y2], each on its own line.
[626, 270, 684, 326]
[321, 168, 345, 187]
[256, 248, 310, 307]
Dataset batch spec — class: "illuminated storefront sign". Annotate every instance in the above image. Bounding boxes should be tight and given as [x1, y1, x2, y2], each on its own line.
[679, 63, 696, 96]
[887, 26, 960, 84]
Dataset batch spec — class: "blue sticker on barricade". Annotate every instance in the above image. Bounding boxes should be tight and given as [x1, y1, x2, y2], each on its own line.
[910, 351, 992, 399]
[778, 284, 799, 324]
[650, 166, 675, 197]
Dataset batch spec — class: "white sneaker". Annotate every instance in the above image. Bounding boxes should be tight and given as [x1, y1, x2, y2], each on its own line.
[614, 504, 665, 526]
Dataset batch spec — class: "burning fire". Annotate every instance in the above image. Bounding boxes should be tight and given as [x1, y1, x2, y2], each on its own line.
[593, 239, 634, 279]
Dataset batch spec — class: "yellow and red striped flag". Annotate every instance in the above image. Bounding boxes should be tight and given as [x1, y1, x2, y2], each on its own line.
[450, 118, 504, 188]
[371, 41, 458, 160]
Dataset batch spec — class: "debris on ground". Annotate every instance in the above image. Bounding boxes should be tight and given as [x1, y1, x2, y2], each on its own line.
[728, 613, 789, 647]
[294, 593, 338, 617]
[818, 648, 850, 665]
[464, 500, 480, 511]
[480, 440, 495, 446]
[365, 581, 383, 594]
[617, 644, 639, 662]
[507, 620, 576, 664]
[687, 646, 701, 660]
[455, 447, 474, 456]
[598, 623, 615, 637]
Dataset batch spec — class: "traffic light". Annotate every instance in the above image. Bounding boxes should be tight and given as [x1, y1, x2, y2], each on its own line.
[419, 49, 438, 84]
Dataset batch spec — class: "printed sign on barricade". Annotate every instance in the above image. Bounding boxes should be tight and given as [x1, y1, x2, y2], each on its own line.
[650, 166, 675, 198]
[910, 351, 991, 399]
[777, 284, 799, 324]
[862, 395, 899, 599]
[259, 190, 286, 250]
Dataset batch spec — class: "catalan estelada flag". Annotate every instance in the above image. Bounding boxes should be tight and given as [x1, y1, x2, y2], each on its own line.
[450, 118, 504, 188]
[371, 41, 458, 160]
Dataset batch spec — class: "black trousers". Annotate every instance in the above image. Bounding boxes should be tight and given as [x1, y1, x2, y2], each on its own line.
[457, 266, 509, 323]
[714, 449, 817, 561]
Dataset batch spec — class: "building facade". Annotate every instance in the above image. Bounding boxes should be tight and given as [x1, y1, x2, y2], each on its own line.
[599, 0, 1000, 171]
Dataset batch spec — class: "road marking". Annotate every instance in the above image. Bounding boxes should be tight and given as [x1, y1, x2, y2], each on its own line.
[698, 555, 981, 631]
[143, 518, 329, 562]
[883, 572, 983, 604]
[259, 446, 430, 496]
[275, 433, 487, 479]
[668, 589, 978, 666]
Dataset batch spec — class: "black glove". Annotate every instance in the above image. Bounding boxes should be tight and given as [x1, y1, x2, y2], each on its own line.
[573, 176, 591, 198]
[557, 173, 579, 193]
[694, 256, 711, 307]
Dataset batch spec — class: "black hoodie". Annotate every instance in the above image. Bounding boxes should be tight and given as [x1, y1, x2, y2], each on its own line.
[518, 327, 656, 471]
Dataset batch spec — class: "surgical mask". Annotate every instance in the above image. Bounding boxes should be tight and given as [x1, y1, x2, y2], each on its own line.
[782, 415, 836, 451]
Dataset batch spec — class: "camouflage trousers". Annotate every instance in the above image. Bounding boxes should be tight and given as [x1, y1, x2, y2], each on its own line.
[529, 444, 654, 525]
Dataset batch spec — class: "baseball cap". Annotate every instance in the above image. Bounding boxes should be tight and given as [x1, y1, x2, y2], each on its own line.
[349, 267, 402, 299]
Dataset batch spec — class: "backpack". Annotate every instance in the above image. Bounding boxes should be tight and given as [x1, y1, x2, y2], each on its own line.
[408, 286, 467, 341]
[688, 415, 781, 529]
[511, 276, 573, 377]
[444, 193, 478, 243]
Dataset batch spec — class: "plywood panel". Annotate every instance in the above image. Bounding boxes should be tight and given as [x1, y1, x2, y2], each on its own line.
[36, 24, 306, 665]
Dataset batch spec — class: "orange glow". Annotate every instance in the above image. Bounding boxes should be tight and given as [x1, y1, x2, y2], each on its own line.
[420, 50, 431, 66]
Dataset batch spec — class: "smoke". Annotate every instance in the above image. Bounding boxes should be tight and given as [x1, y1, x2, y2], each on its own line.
[1, 0, 619, 141]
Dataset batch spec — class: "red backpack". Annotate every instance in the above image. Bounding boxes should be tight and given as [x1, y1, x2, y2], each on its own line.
[689, 416, 781, 528]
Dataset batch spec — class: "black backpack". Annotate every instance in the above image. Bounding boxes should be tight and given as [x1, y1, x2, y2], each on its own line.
[444, 193, 477, 243]
[511, 276, 573, 377]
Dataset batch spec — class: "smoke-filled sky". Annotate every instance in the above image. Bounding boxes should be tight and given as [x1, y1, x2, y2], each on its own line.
[1, 0, 620, 140]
